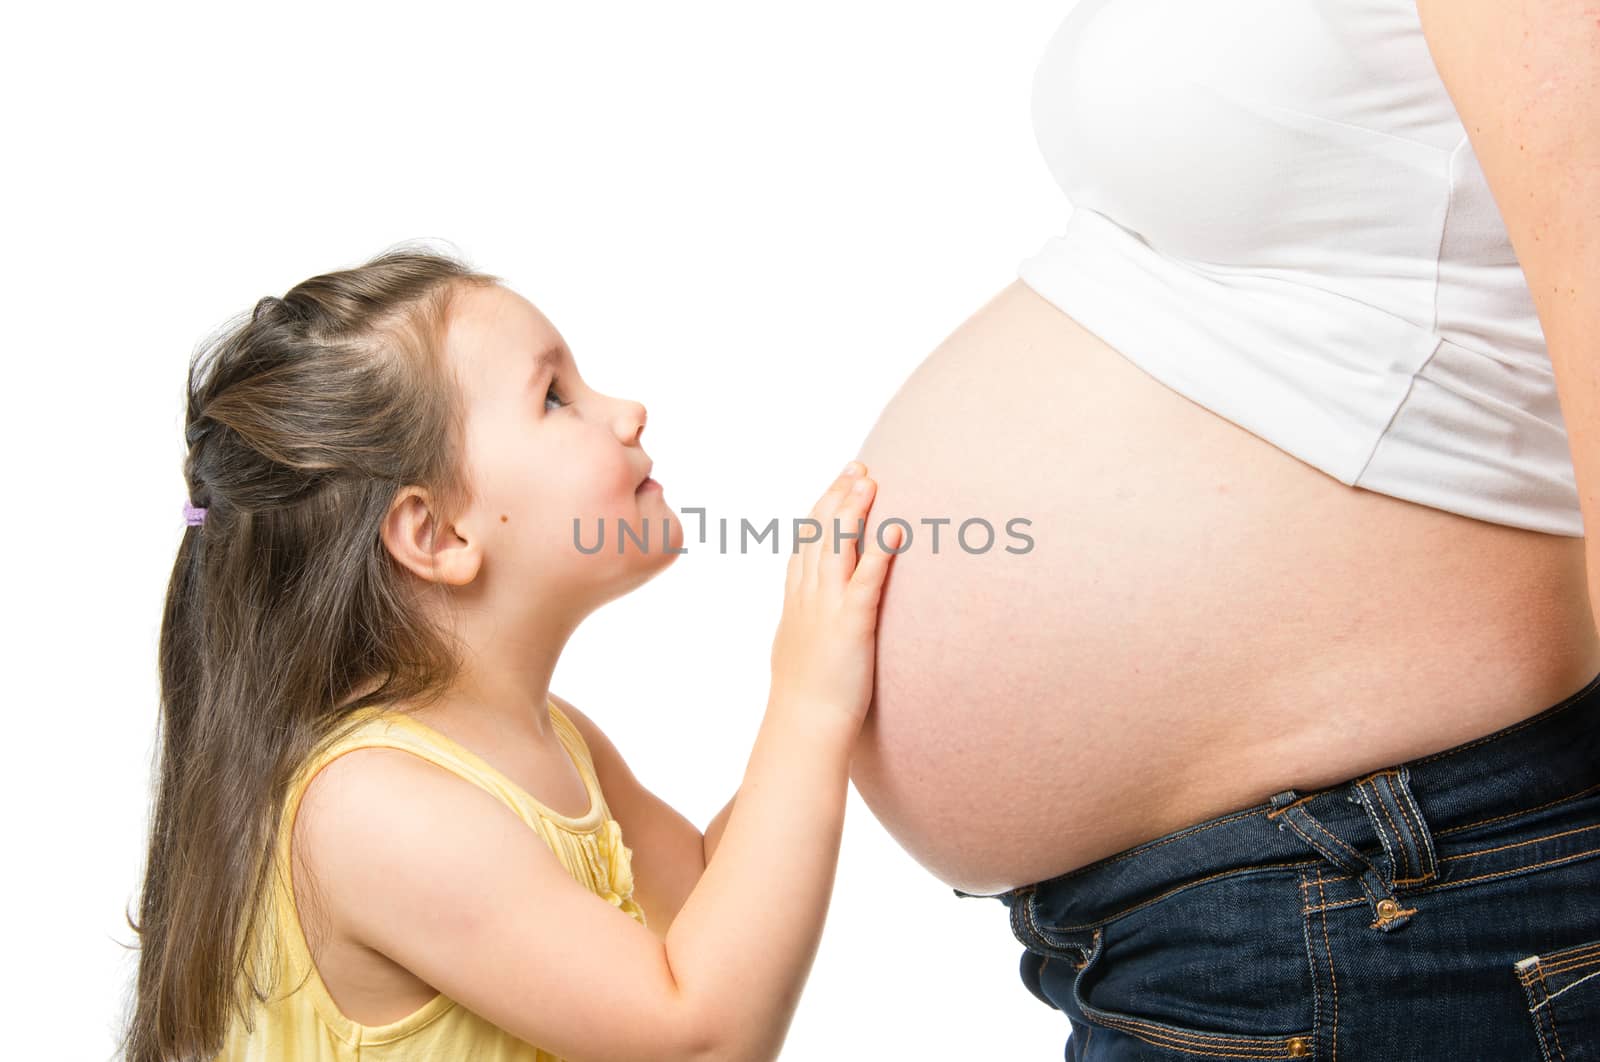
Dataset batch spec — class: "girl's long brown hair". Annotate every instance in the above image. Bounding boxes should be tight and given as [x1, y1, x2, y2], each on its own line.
[119, 243, 502, 1062]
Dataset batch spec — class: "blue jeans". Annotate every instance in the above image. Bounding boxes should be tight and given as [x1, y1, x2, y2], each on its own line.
[957, 670, 1600, 1060]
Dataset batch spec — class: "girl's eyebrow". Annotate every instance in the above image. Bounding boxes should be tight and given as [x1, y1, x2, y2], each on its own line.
[526, 343, 565, 391]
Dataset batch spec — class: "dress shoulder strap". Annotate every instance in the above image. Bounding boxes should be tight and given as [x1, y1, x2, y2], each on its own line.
[545, 702, 600, 780]
[292, 707, 512, 813]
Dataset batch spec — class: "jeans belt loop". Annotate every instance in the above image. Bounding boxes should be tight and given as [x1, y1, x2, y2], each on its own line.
[1349, 765, 1440, 889]
[1268, 786, 1420, 932]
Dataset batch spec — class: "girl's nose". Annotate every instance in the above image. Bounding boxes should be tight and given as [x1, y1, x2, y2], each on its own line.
[616, 399, 647, 442]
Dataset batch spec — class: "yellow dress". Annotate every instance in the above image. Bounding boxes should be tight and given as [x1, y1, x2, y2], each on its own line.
[216, 700, 646, 1061]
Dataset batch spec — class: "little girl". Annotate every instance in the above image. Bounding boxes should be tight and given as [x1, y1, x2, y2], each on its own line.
[122, 243, 904, 1062]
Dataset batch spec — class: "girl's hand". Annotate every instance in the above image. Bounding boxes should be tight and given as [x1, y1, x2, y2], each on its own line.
[768, 461, 903, 741]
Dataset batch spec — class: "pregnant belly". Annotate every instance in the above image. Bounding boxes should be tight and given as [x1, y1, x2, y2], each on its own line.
[849, 279, 1600, 895]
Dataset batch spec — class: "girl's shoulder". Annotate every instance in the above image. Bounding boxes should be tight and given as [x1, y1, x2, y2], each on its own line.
[286, 707, 419, 795]
[289, 700, 615, 840]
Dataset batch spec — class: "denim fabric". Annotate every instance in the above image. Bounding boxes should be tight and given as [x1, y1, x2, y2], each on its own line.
[958, 670, 1600, 1060]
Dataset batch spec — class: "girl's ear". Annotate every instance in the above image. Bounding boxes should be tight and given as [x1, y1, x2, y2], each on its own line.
[381, 487, 482, 587]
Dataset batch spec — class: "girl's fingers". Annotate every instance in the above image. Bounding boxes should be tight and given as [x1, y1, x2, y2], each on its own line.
[809, 463, 862, 521]
[849, 517, 902, 608]
[802, 463, 866, 587]
[821, 474, 875, 584]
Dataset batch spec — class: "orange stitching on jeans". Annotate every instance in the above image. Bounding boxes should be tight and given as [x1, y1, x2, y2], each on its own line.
[1040, 860, 1318, 932]
[1435, 781, 1600, 838]
[1089, 1014, 1307, 1052]
[1071, 926, 1306, 1057]
[1318, 875, 1338, 1062]
[1544, 944, 1600, 968]
[1439, 822, 1600, 862]
[1522, 962, 1552, 1057]
[1413, 846, 1600, 893]
[1542, 939, 1600, 964]
[1538, 963, 1568, 1062]
[1519, 960, 1559, 1061]
[1085, 1014, 1310, 1058]
[1103, 1031, 1302, 1058]
[1287, 815, 1384, 910]
[1075, 966, 1312, 1049]
[1267, 794, 1319, 820]
[1538, 943, 1600, 976]
[1542, 954, 1600, 977]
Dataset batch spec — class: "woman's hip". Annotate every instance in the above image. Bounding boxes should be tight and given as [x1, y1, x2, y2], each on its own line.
[964, 667, 1600, 1060]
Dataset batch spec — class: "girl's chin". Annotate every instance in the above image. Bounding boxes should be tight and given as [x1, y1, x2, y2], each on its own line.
[627, 502, 681, 552]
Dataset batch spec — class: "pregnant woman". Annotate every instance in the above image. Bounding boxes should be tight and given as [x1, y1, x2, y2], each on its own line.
[849, 3, 1600, 1059]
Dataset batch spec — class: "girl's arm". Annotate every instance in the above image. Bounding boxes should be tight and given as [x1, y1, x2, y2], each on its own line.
[293, 464, 896, 1062]
[544, 695, 740, 937]
[702, 791, 736, 866]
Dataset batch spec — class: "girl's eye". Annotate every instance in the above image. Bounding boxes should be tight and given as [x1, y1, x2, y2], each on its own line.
[544, 380, 567, 413]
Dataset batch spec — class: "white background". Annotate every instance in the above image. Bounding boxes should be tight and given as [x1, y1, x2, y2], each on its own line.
[5, 2, 1080, 1058]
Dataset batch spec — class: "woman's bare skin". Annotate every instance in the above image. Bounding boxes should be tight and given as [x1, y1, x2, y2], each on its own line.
[850, 279, 1600, 896]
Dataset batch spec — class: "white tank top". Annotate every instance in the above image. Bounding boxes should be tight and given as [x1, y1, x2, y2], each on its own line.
[1018, 0, 1582, 537]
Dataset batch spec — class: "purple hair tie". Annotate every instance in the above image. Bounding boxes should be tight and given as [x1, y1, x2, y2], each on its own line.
[183, 500, 208, 526]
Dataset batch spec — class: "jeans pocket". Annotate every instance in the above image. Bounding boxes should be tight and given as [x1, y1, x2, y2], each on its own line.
[1516, 936, 1600, 1062]
[1069, 926, 1316, 1060]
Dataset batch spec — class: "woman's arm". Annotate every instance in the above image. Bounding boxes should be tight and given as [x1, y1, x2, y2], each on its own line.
[1417, 0, 1600, 614]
